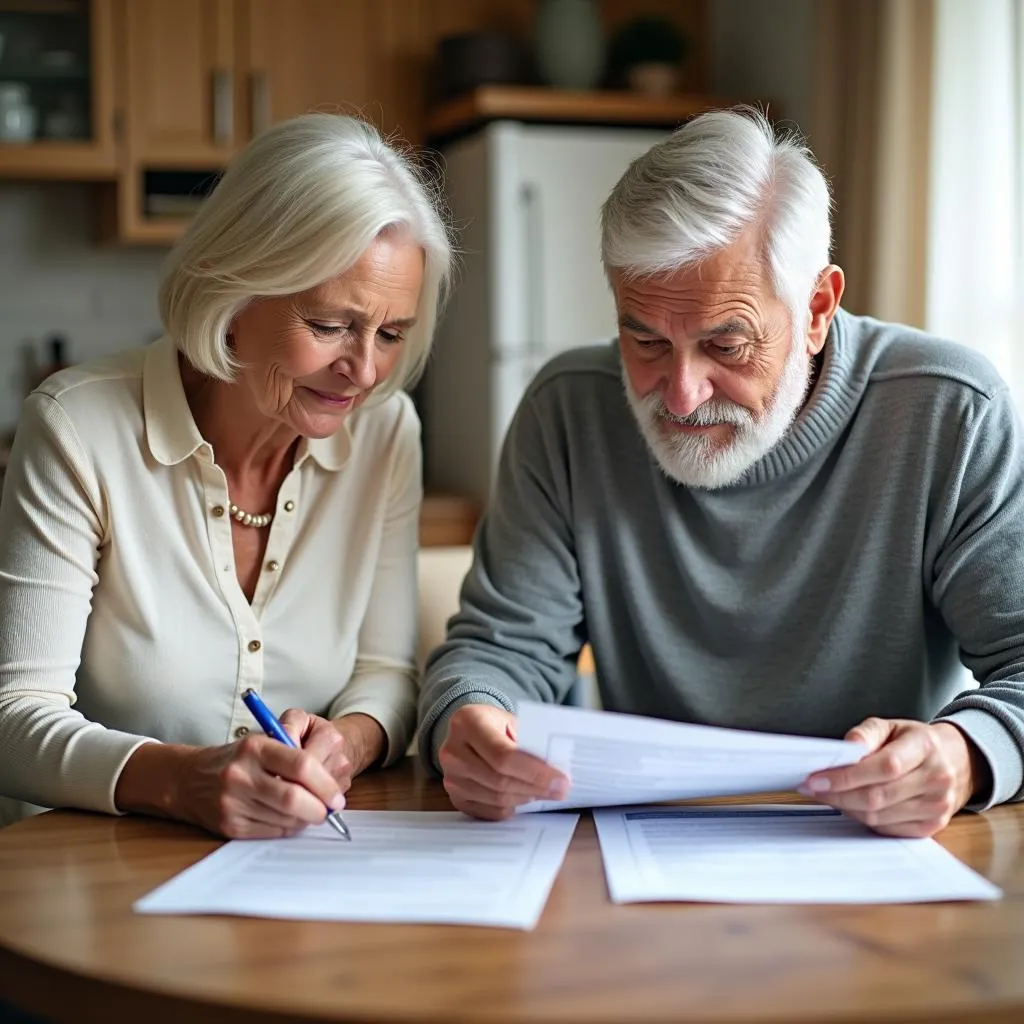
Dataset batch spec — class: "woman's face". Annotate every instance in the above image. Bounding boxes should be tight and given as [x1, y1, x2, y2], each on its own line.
[228, 233, 424, 438]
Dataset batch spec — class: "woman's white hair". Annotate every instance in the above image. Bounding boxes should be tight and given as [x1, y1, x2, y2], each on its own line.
[601, 107, 831, 329]
[159, 113, 452, 400]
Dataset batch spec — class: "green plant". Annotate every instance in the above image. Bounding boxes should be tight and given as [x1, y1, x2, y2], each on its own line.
[608, 15, 689, 73]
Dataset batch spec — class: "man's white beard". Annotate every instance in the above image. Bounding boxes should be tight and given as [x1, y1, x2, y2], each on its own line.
[622, 336, 812, 490]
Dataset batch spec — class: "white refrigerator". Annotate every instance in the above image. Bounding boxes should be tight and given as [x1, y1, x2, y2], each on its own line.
[424, 121, 667, 505]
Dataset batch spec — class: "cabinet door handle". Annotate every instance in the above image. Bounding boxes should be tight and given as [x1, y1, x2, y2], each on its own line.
[212, 69, 233, 145]
[251, 72, 271, 136]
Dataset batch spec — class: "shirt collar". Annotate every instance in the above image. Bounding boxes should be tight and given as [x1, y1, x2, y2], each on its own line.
[143, 337, 208, 466]
[143, 336, 352, 472]
[296, 430, 351, 472]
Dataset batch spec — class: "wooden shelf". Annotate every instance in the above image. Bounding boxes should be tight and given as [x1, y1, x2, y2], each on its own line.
[0, 66, 89, 81]
[419, 493, 480, 548]
[0, 141, 116, 181]
[426, 85, 732, 142]
[112, 216, 190, 245]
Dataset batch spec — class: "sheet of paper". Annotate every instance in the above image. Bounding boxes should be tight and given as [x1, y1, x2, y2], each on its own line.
[516, 702, 866, 812]
[135, 810, 578, 930]
[594, 804, 1002, 904]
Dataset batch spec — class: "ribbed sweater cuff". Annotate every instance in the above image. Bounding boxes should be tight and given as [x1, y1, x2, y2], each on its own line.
[418, 684, 514, 775]
[935, 707, 1024, 810]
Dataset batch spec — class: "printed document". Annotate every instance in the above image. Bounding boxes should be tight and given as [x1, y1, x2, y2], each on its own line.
[135, 810, 579, 930]
[594, 804, 1002, 904]
[516, 702, 865, 812]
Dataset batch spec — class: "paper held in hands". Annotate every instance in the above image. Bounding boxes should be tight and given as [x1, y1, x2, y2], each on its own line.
[514, 702, 867, 812]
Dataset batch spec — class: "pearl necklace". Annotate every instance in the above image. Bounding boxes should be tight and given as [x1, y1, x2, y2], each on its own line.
[228, 502, 273, 529]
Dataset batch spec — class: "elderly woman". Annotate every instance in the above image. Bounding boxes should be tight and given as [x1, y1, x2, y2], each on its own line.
[0, 114, 451, 837]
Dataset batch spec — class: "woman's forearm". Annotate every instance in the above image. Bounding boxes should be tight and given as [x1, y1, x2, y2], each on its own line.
[114, 742, 194, 820]
[333, 713, 387, 773]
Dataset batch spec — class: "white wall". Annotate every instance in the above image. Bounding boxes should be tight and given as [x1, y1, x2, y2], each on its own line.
[709, 0, 818, 137]
[0, 183, 167, 432]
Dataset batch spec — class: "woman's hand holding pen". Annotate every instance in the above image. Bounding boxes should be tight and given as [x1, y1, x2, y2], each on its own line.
[115, 709, 383, 840]
[176, 735, 348, 839]
[114, 736, 345, 839]
[181, 709, 385, 839]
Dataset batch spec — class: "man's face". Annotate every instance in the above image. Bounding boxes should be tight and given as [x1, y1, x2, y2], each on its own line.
[614, 229, 814, 489]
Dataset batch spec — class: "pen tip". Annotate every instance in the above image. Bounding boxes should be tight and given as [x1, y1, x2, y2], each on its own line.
[326, 812, 351, 841]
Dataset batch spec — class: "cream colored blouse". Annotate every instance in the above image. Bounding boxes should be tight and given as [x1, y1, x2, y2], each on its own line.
[0, 338, 421, 826]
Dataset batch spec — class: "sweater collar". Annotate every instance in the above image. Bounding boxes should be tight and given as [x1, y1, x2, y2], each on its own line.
[740, 307, 866, 486]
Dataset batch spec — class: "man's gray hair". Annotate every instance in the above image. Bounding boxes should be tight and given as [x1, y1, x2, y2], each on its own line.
[159, 113, 452, 401]
[601, 107, 831, 327]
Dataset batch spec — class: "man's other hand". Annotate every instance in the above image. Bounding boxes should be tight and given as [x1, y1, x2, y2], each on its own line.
[800, 717, 989, 837]
[438, 705, 570, 820]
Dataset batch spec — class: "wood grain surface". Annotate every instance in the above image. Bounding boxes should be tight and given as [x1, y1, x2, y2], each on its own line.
[0, 758, 1022, 1024]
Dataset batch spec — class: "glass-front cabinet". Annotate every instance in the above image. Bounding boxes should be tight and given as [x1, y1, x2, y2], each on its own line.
[0, 0, 115, 178]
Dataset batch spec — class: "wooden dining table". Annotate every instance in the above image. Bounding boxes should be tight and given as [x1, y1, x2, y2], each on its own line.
[0, 757, 1022, 1024]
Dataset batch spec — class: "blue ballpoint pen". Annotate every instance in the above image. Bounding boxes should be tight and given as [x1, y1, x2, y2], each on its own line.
[240, 688, 352, 840]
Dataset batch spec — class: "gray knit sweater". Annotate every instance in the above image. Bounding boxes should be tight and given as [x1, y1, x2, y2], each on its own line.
[418, 310, 1024, 808]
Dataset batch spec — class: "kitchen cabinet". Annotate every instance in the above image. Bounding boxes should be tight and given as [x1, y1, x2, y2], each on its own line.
[109, 0, 376, 242]
[121, 0, 236, 166]
[122, 0, 371, 161]
[238, 0, 373, 135]
[0, 0, 116, 179]
[0, 0, 710, 241]
[106, 0, 236, 242]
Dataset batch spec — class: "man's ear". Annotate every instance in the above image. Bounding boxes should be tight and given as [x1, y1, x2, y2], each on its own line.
[806, 265, 845, 356]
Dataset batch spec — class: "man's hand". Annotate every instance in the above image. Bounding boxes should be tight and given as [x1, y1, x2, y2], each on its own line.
[800, 717, 990, 838]
[438, 705, 570, 820]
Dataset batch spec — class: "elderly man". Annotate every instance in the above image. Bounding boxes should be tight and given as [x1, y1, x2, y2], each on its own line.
[418, 108, 1024, 838]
